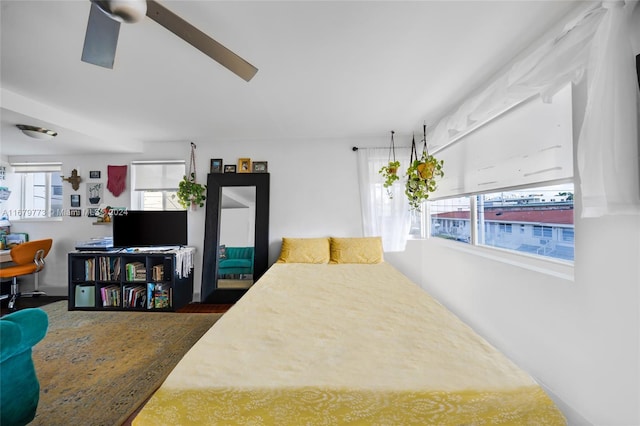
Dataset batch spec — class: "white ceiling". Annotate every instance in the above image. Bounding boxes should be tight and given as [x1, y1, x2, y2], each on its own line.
[0, 1, 582, 157]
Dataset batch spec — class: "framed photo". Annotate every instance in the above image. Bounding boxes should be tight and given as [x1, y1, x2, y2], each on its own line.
[69, 209, 82, 217]
[252, 161, 268, 173]
[87, 207, 99, 217]
[87, 183, 103, 205]
[70, 194, 81, 207]
[210, 159, 223, 173]
[238, 158, 251, 173]
[224, 165, 236, 173]
[89, 171, 101, 179]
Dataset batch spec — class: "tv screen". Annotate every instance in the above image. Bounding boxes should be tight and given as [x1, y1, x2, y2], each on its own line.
[112, 210, 188, 248]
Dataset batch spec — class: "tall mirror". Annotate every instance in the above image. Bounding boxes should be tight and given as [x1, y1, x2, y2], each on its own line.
[201, 173, 269, 303]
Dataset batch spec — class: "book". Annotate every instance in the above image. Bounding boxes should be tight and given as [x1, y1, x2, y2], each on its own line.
[100, 285, 120, 307]
[152, 264, 164, 281]
[84, 258, 95, 280]
[153, 283, 171, 309]
[123, 284, 147, 308]
[125, 262, 146, 281]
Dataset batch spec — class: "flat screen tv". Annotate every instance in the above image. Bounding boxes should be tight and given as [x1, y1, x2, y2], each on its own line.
[112, 210, 188, 248]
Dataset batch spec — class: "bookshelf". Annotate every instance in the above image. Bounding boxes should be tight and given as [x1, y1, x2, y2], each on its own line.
[68, 249, 194, 311]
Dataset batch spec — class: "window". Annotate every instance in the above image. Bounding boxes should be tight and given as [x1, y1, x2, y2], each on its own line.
[424, 84, 574, 263]
[430, 184, 574, 262]
[3, 163, 63, 220]
[131, 161, 186, 210]
[139, 190, 182, 210]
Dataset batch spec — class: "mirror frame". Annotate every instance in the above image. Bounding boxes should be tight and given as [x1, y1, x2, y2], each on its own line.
[201, 172, 270, 303]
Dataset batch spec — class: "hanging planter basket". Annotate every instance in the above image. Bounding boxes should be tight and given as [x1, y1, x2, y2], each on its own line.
[378, 131, 401, 197]
[175, 142, 207, 209]
[405, 126, 444, 211]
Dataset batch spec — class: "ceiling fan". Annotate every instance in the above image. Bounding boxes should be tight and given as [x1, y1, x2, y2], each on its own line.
[81, 0, 258, 81]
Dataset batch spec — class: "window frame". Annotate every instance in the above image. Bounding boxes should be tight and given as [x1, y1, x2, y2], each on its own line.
[3, 163, 63, 221]
[425, 181, 575, 281]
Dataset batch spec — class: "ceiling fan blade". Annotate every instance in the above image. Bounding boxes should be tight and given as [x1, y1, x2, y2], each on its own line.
[81, 2, 121, 69]
[146, 0, 258, 82]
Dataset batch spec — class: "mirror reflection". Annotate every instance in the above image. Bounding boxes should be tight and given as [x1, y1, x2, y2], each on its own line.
[217, 186, 256, 290]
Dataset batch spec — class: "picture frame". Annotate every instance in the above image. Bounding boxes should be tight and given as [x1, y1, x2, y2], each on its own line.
[87, 208, 99, 217]
[69, 209, 82, 217]
[224, 165, 236, 173]
[210, 159, 223, 173]
[238, 158, 251, 173]
[252, 161, 268, 173]
[87, 183, 103, 205]
[89, 171, 101, 179]
[70, 194, 81, 207]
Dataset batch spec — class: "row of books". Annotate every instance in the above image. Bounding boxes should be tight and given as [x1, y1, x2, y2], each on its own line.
[80, 258, 164, 282]
[98, 283, 172, 309]
[123, 284, 147, 308]
[100, 285, 121, 307]
[125, 262, 146, 281]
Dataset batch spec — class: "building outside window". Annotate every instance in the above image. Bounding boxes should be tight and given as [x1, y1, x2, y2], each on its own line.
[429, 184, 574, 261]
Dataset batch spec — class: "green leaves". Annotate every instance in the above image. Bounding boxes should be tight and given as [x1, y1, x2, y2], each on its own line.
[404, 154, 444, 211]
[176, 173, 207, 209]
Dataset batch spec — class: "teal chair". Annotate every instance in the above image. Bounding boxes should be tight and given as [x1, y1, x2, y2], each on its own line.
[0, 308, 48, 426]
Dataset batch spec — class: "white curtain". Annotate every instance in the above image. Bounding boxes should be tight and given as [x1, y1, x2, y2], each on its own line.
[357, 147, 412, 252]
[426, 0, 640, 218]
[577, 1, 640, 217]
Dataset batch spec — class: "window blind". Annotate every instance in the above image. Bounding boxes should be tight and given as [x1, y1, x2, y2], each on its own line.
[131, 161, 185, 191]
[431, 84, 573, 200]
[11, 162, 62, 173]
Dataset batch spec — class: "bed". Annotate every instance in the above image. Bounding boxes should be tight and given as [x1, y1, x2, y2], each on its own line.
[133, 237, 566, 425]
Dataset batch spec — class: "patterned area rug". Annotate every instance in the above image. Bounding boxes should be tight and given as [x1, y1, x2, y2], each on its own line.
[30, 301, 222, 426]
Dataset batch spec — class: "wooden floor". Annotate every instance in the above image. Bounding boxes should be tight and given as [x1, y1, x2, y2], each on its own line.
[0, 295, 67, 317]
[176, 303, 234, 313]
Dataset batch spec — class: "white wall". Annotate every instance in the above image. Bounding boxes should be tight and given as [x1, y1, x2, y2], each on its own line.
[6, 136, 371, 300]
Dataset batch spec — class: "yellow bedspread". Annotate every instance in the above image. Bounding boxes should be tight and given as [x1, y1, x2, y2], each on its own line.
[134, 263, 566, 425]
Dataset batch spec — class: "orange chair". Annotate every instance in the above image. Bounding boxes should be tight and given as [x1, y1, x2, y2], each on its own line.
[0, 239, 52, 311]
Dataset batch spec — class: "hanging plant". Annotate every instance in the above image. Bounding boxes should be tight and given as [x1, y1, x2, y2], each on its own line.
[177, 173, 207, 208]
[405, 126, 444, 211]
[175, 142, 206, 209]
[378, 130, 401, 197]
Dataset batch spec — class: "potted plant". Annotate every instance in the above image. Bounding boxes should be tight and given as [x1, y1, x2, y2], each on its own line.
[405, 127, 444, 211]
[405, 152, 444, 211]
[378, 130, 401, 197]
[176, 173, 207, 209]
[379, 160, 401, 195]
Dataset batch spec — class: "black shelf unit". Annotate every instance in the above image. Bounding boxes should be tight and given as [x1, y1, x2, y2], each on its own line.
[68, 251, 193, 311]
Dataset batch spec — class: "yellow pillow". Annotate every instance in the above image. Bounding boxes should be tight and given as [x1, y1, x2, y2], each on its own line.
[276, 237, 330, 264]
[329, 237, 384, 264]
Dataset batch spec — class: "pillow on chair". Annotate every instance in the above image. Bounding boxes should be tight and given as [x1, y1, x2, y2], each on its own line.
[0, 308, 49, 426]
